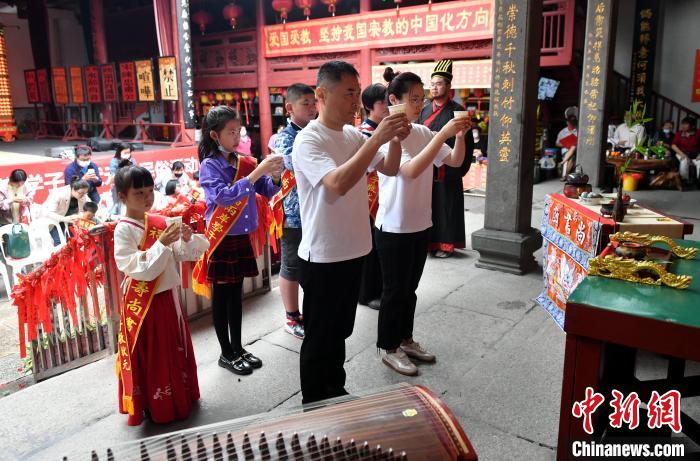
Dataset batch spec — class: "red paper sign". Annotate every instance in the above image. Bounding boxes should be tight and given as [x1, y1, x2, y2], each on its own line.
[100, 64, 118, 103]
[119, 62, 137, 102]
[544, 242, 588, 312]
[24, 70, 39, 104]
[36, 69, 52, 103]
[547, 195, 600, 254]
[85, 65, 102, 103]
[69, 67, 84, 104]
[693, 50, 700, 103]
[51, 68, 69, 105]
[263, 0, 493, 57]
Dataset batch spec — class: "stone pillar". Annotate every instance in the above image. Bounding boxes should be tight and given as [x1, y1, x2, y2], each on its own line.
[471, 0, 543, 275]
[256, 0, 272, 157]
[576, 0, 618, 187]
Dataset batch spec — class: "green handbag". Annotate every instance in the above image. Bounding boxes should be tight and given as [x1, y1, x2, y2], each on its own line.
[7, 224, 30, 259]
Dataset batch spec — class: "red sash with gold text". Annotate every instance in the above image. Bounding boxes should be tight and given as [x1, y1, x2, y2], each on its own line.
[367, 171, 379, 221]
[269, 169, 297, 239]
[191, 154, 257, 298]
[116, 213, 166, 416]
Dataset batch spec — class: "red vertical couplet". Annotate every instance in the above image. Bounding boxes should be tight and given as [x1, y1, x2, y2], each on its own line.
[69, 67, 85, 104]
[119, 62, 138, 102]
[36, 68, 52, 103]
[85, 65, 102, 103]
[51, 67, 69, 105]
[101, 64, 118, 103]
[692, 50, 700, 103]
[24, 70, 39, 104]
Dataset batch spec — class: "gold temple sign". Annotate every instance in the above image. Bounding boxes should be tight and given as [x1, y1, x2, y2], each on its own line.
[158, 56, 178, 101]
[609, 232, 698, 260]
[589, 256, 692, 290]
[135, 59, 155, 102]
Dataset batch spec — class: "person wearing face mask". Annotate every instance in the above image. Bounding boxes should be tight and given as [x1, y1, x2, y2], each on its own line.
[155, 161, 191, 195]
[671, 117, 700, 183]
[63, 145, 103, 204]
[109, 143, 137, 216]
[556, 106, 579, 181]
[652, 120, 675, 151]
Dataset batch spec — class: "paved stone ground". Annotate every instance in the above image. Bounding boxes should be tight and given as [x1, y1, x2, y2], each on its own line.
[0, 179, 698, 461]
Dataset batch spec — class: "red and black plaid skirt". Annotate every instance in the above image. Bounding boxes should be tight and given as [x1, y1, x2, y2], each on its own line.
[206, 234, 259, 284]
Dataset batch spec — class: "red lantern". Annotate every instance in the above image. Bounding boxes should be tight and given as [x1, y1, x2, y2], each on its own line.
[294, 0, 316, 20]
[272, 0, 294, 23]
[191, 10, 212, 35]
[222, 3, 243, 30]
[320, 0, 339, 16]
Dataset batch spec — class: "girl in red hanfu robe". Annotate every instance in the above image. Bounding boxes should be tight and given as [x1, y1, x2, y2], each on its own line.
[113, 165, 209, 426]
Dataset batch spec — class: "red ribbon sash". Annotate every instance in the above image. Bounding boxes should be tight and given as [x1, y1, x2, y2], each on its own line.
[116, 213, 166, 416]
[191, 154, 257, 298]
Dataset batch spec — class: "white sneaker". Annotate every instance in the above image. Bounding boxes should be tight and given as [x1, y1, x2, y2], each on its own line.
[382, 349, 418, 376]
[400, 341, 436, 362]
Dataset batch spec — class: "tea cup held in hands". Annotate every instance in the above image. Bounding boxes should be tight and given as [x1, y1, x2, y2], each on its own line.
[453, 111, 469, 120]
[388, 104, 406, 116]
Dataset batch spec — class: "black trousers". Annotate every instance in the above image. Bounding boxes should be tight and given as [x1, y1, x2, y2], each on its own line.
[298, 256, 364, 404]
[358, 219, 382, 305]
[375, 228, 429, 351]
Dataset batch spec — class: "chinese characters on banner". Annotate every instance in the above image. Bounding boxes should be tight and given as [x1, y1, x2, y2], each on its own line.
[100, 64, 118, 103]
[36, 68, 52, 103]
[536, 194, 603, 328]
[119, 62, 138, 102]
[490, 0, 519, 163]
[51, 68, 69, 105]
[135, 60, 156, 102]
[573, 387, 682, 435]
[158, 56, 179, 101]
[692, 50, 700, 103]
[69, 67, 84, 104]
[263, 0, 493, 57]
[176, 0, 196, 128]
[628, 0, 658, 107]
[580, 2, 607, 147]
[85, 65, 102, 103]
[24, 70, 39, 104]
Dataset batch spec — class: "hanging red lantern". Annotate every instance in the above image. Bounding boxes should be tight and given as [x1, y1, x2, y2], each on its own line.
[294, 0, 316, 20]
[222, 3, 243, 30]
[320, 0, 339, 16]
[191, 10, 212, 35]
[272, 0, 294, 23]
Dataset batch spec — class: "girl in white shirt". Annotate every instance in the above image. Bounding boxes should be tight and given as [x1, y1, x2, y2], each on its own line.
[376, 68, 470, 376]
[112, 165, 209, 426]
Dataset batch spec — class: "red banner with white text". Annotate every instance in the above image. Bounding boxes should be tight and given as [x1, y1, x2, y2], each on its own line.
[263, 0, 493, 57]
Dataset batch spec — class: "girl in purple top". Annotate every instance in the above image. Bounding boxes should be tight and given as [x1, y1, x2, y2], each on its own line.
[198, 106, 283, 375]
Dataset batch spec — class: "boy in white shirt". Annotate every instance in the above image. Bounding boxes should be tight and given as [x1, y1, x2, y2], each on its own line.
[292, 60, 410, 404]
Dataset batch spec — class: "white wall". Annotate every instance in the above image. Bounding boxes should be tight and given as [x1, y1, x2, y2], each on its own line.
[613, 0, 700, 113]
[1, 8, 88, 109]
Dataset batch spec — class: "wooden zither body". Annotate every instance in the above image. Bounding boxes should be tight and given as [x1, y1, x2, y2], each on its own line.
[71, 384, 477, 460]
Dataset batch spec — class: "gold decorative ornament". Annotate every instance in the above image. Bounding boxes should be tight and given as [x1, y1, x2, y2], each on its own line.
[609, 232, 698, 259]
[588, 256, 693, 289]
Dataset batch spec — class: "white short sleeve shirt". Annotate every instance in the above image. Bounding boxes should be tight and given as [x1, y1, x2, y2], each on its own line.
[292, 120, 383, 263]
[375, 124, 451, 234]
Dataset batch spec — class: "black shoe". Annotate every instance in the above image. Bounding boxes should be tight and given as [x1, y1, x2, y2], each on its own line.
[367, 299, 381, 310]
[218, 355, 253, 375]
[240, 350, 263, 369]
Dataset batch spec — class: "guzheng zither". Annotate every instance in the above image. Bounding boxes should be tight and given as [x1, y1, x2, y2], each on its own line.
[66, 384, 477, 460]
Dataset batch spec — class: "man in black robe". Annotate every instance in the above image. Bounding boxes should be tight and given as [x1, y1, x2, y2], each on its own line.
[418, 60, 473, 258]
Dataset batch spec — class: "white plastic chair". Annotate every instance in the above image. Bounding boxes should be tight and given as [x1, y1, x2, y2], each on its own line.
[0, 223, 46, 286]
[0, 260, 11, 299]
[30, 217, 66, 248]
[28, 219, 61, 263]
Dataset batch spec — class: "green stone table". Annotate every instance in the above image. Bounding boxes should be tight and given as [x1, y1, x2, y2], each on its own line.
[557, 238, 700, 460]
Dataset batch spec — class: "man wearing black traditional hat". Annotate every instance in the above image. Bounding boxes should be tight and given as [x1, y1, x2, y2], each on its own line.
[418, 59, 472, 258]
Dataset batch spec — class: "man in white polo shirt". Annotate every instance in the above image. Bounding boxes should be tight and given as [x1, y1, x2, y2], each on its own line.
[292, 60, 410, 404]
